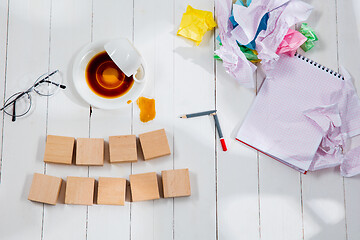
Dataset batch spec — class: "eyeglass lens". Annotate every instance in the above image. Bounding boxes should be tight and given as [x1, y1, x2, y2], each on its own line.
[3, 92, 32, 119]
[33, 70, 64, 96]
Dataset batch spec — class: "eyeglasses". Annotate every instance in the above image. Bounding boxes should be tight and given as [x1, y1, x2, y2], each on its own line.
[0, 70, 66, 122]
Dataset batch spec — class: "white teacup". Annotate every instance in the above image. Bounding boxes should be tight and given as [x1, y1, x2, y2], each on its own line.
[104, 38, 145, 83]
[72, 39, 147, 109]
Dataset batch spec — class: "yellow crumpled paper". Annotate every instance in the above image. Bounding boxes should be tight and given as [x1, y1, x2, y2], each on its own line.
[177, 5, 217, 46]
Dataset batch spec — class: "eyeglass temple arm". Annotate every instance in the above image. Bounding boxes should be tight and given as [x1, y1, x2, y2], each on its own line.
[36, 80, 66, 89]
[11, 101, 16, 122]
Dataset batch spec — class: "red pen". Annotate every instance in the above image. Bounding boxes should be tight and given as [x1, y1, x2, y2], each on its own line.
[213, 113, 227, 151]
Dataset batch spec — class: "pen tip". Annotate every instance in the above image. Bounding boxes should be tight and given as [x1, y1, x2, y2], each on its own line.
[180, 115, 186, 119]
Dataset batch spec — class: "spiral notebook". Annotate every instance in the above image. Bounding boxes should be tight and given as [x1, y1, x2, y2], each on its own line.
[236, 53, 360, 173]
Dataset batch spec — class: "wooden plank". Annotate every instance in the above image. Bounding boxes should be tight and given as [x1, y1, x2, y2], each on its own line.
[258, 156, 303, 239]
[0, 0, 50, 239]
[256, 22, 302, 240]
[216, 46, 260, 239]
[0, 0, 8, 180]
[173, 0, 216, 239]
[256, 35, 302, 240]
[255, 4, 313, 240]
[337, 0, 360, 239]
[131, 0, 174, 238]
[42, 0, 92, 239]
[87, 0, 133, 238]
[300, 1, 347, 239]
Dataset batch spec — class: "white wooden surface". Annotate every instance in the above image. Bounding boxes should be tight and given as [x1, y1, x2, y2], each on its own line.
[0, 0, 360, 239]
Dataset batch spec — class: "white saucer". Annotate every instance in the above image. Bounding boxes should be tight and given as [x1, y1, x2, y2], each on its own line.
[72, 40, 146, 109]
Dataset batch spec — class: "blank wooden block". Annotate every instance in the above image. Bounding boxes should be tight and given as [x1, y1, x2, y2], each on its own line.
[65, 176, 95, 205]
[129, 172, 160, 202]
[28, 173, 62, 205]
[97, 177, 126, 205]
[138, 129, 171, 160]
[44, 135, 75, 164]
[109, 135, 137, 163]
[76, 138, 104, 165]
[162, 169, 191, 198]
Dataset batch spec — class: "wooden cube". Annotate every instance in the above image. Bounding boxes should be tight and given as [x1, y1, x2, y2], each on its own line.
[44, 135, 75, 164]
[138, 129, 171, 160]
[65, 176, 95, 205]
[162, 169, 191, 198]
[28, 173, 62, 205]
[76, 138, 104, 165]
[97, 177, 126, 205]
[129, 172, 160, 202]
[109, 135, 137, 163]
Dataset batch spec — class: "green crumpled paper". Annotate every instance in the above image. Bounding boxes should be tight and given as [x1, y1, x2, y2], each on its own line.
[214, 42, 260, 63]
[299, 23, 318, 52]
[239, 45, 260, 63]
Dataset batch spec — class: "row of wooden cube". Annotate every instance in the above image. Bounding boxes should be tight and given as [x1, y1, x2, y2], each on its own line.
[28, 169, 191, 205]
[44, 128, 171, 165]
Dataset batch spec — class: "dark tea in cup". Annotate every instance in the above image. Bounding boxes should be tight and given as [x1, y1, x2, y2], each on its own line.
[85, 51, 134, 99]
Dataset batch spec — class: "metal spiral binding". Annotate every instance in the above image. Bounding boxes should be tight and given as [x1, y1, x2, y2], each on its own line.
[294, 52, 344, 80]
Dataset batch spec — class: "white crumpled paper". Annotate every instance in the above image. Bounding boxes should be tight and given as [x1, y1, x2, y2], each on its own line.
[215, 0, 257, 88]
[215, 0, 313, 87]
[215, 35, 257, 88]
[231, 0, 290, 45]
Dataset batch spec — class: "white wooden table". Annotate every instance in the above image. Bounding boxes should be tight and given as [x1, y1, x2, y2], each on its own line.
[0, 0, 360, 239]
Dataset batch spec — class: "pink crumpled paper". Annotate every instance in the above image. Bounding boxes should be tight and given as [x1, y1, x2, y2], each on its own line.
[304, 104, 346, 171]
[305, 68, 360, 176]
[276, 28, 307, 56]
[255, 0, 313, 71]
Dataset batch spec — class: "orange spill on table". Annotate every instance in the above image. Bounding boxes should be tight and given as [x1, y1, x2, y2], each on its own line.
[136, 97, 156, 123]
[127, 100, 132, 104]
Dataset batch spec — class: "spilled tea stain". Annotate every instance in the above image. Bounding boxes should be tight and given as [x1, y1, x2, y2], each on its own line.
[136, 97, 156, 123]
